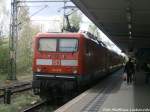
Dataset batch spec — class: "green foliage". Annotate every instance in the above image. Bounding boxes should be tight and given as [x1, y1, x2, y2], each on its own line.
[70, 12, 81, 28]
[17, 26, 39, 73]
[0, 3, 40, 79]
[17, 6, 40, 74]
[0, 39, 9, 73]
[68, 11, 82, 31]
[0, 91, 40, 112]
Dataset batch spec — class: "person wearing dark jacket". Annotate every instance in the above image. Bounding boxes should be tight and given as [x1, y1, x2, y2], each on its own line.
[144, 60, 150, 84]
[124, 58, 135, 84]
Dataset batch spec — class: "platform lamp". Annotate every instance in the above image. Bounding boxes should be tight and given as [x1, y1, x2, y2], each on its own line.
[126, 7, 134, 57]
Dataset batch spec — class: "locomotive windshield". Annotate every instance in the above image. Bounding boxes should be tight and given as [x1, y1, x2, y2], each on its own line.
[38, 38, 78, 52]
[59, 39, 78, 52]
[39, 38, 57, 51]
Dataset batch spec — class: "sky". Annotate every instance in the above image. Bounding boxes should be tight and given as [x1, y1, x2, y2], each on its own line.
[0, 0, 10, 34]
[4, 0, 124, 56]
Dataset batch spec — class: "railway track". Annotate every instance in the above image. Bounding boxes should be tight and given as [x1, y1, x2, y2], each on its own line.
[0, 81, 32, 99]
[22, 100, 47, 112]
[20, 70, 122, 112]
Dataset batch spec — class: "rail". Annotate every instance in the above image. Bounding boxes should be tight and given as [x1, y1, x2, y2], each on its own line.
[0, 81, 32, 104]
[22, 100, 47, 112]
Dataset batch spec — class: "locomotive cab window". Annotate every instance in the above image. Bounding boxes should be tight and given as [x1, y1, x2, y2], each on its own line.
[59, 39, 78, 52]
[39, 38, 57, 52]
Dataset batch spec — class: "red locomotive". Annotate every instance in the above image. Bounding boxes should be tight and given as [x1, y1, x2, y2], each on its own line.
[32, 32, 123, 99]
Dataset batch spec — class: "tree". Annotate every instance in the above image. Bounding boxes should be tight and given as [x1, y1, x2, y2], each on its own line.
[0, 0, 9, 74]
[0, 39, 9, 74]
[63, 11, 82, 32]
[69, 11, 82, 31]
[17, 6, 40, 73]
[0, 0, 9, 38]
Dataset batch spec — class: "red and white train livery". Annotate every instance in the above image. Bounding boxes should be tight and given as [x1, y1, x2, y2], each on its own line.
[32, 32, 123, 98]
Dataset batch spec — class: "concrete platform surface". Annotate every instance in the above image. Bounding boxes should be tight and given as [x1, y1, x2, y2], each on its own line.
[55, 69, 150, 112]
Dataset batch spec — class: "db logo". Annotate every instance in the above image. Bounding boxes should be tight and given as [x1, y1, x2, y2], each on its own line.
[52, 68, 62, 72]
[52, 60, 61, 65]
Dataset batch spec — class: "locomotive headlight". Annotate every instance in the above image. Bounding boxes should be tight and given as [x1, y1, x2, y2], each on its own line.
[37, 68, 41, 72]
[73, 69, 77, 74]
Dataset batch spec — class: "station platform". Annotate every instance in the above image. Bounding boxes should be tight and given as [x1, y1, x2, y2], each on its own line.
[54, 69, 150, 112]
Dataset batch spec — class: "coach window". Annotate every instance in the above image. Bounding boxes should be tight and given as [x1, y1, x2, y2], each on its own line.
[39, 38, 57, 52]
[59, 39, 78, 52]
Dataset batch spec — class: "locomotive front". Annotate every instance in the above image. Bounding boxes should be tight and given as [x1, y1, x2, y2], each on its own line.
[32, 33, 84, 97]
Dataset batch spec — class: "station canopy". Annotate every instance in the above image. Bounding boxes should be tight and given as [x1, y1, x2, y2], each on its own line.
[71, 0, 150, 51]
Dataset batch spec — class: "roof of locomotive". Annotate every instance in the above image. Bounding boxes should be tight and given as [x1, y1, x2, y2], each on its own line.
[35, 32, 84, 39]
[35, 32, 110, 47]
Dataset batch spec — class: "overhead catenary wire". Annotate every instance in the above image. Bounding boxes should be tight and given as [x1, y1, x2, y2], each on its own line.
[18, 4, 49, 27]
[9, 0, 71, 80]
[18, 0, 70, 3]
[30, 5, 48, 17]
[18, 5, 47, 7]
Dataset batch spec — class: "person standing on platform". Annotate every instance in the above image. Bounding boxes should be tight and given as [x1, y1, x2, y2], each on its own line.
[144, 59, 150, 84]
[124, 58, 135, 84]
